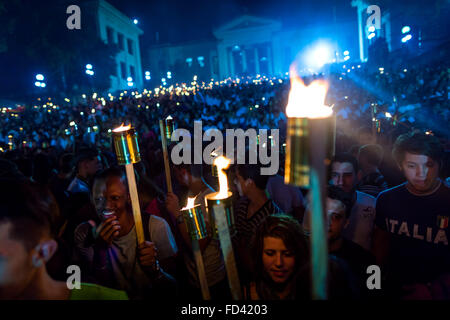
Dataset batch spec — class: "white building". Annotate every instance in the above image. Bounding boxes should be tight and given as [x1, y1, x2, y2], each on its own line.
[147, 14, 358, 83]
[96, 0, 144, 92]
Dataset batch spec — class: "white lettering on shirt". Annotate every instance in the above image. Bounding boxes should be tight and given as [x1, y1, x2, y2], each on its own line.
[433, 229, 449, 245]
[389, 219, 398, 233]
[398, 222, 411, 237]
[413, 224, 424, 240]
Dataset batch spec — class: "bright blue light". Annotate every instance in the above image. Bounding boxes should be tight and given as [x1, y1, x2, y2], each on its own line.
[343, 50, 349, 56]
[40, 82, 46, 88]
[35, 81, 41, 87]
[402, 26, 411, 34]
[305, 42, 333, 69]
[368, 25, 375, 33]
[36, 74, 44, 81]
[86, 64, 93, 70]
[133, 19, 138, 24]
[401, 34, 412, 43]
[368, 32, 376, 40]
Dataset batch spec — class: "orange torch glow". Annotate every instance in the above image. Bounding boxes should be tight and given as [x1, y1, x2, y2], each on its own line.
[181, 196, 197, 210]
[113, 123, 131, 133]
[286, 65, 332, 119]
[212, 156, 231, 200]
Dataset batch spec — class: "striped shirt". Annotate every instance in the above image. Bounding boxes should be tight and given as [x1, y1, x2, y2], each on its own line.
[234, 197, 282, 244]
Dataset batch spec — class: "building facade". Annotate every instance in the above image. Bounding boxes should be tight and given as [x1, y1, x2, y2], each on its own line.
[147, 14, 358, 84]
[96, 0, 144, 92]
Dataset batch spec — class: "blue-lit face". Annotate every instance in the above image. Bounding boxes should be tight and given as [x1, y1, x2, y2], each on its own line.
[0, 222, 35, 299]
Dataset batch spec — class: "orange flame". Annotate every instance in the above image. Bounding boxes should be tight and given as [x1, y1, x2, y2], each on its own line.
[286, 65, 332, 119]
[112, 123, 131, 133]
[181, 196, 197, 210]
[213, 156, 231, 200]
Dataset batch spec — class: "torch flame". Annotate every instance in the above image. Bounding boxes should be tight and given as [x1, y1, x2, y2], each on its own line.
[213, 156, 231, 199]
[286, 65, 332, 119]
[181, 196, 197, 210]
[113, 123, 131, 133]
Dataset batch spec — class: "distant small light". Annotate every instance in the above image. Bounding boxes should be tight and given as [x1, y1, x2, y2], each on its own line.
[368, 25, 375, 33]
[344, 96, 348, 99]
[403, 69, 407, 72]
[35, 81, 41, 87]
[86, 64, 93, 70]
[255, 104, 259, 109]
[82, 94, 86, 98]
[108, 129, 112, 133]
[36, 74, 44, 81]
[339, 77, 342, 80]
[70, 121, 76, 126]
[145, 76, 151, 80]
[40, 82, 46, 88]
[343, 50, 349, 56]
[401, 26, 411, 34]
[344, 56, 350, 61]
[80, 112, 84, 116]
[133, 19, 138, 24]
[401, 34, 412, 43]
[385, 112, 392, 118]
[357, 65, 361, 68]
[128, 82, 133, 87]
[91, 108, 96, 114]
[379, 67, 384, 71]
[64, 98, 70, 102]
[368, 32, 376, 39]
[127, 77, 133, 82]
[145, 71, 150, 76]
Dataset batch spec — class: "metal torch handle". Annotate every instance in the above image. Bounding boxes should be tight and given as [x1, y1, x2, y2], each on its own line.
[159, 120, 173, 193]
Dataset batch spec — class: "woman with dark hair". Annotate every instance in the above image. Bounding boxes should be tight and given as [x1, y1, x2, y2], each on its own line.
[246, 215, 311, 300]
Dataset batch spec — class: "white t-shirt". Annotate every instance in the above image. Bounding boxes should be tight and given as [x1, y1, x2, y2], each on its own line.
[342, 190, 376, 251]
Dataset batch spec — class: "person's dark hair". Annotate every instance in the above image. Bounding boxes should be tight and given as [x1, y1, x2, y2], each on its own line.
[93, 166, 128, 190]
[251, 214, 311, 299]
[74, 148, 98, 172]
[0, 180, 58, 250]
[327, 185, 354, 219]
[236, 163, 270, 190]
[59, 153, 74, 174]
[331, 153, 358, 174]
[358, 144, 384, 167]
[392, 131, 443, 166]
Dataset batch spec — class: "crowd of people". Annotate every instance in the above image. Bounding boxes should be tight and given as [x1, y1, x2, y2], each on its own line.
[0, 59, 449, 300]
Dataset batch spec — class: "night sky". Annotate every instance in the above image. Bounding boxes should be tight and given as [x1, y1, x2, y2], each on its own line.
[107, 0, 357, 44]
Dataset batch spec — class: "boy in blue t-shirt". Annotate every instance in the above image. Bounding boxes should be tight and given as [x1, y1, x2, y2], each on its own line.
[373, 131, 450, 299]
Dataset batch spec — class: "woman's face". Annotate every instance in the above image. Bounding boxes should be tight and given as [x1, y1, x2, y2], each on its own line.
[262, 236, 295, 284]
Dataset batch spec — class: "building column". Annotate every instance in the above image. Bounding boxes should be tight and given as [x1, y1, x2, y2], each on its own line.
[229, 47, 235, 77]
[268, 45, 273, 75]
[254, 46, 260, 74]
[217, 43, 229, 80]
[241, 46, 247, 73]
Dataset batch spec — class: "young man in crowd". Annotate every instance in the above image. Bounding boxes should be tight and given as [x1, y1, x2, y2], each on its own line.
[165, 162, 228, 299]
[0, 179, 127, 300]
[357, 144, 389, 197]
[67, 148, 102, 194]
[326, 185, 376, 297]
[73, 167, 177, 300]
[373, 131, 450, 299]
[232, 162, 282, 285]
[329, 153, 376, 251]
